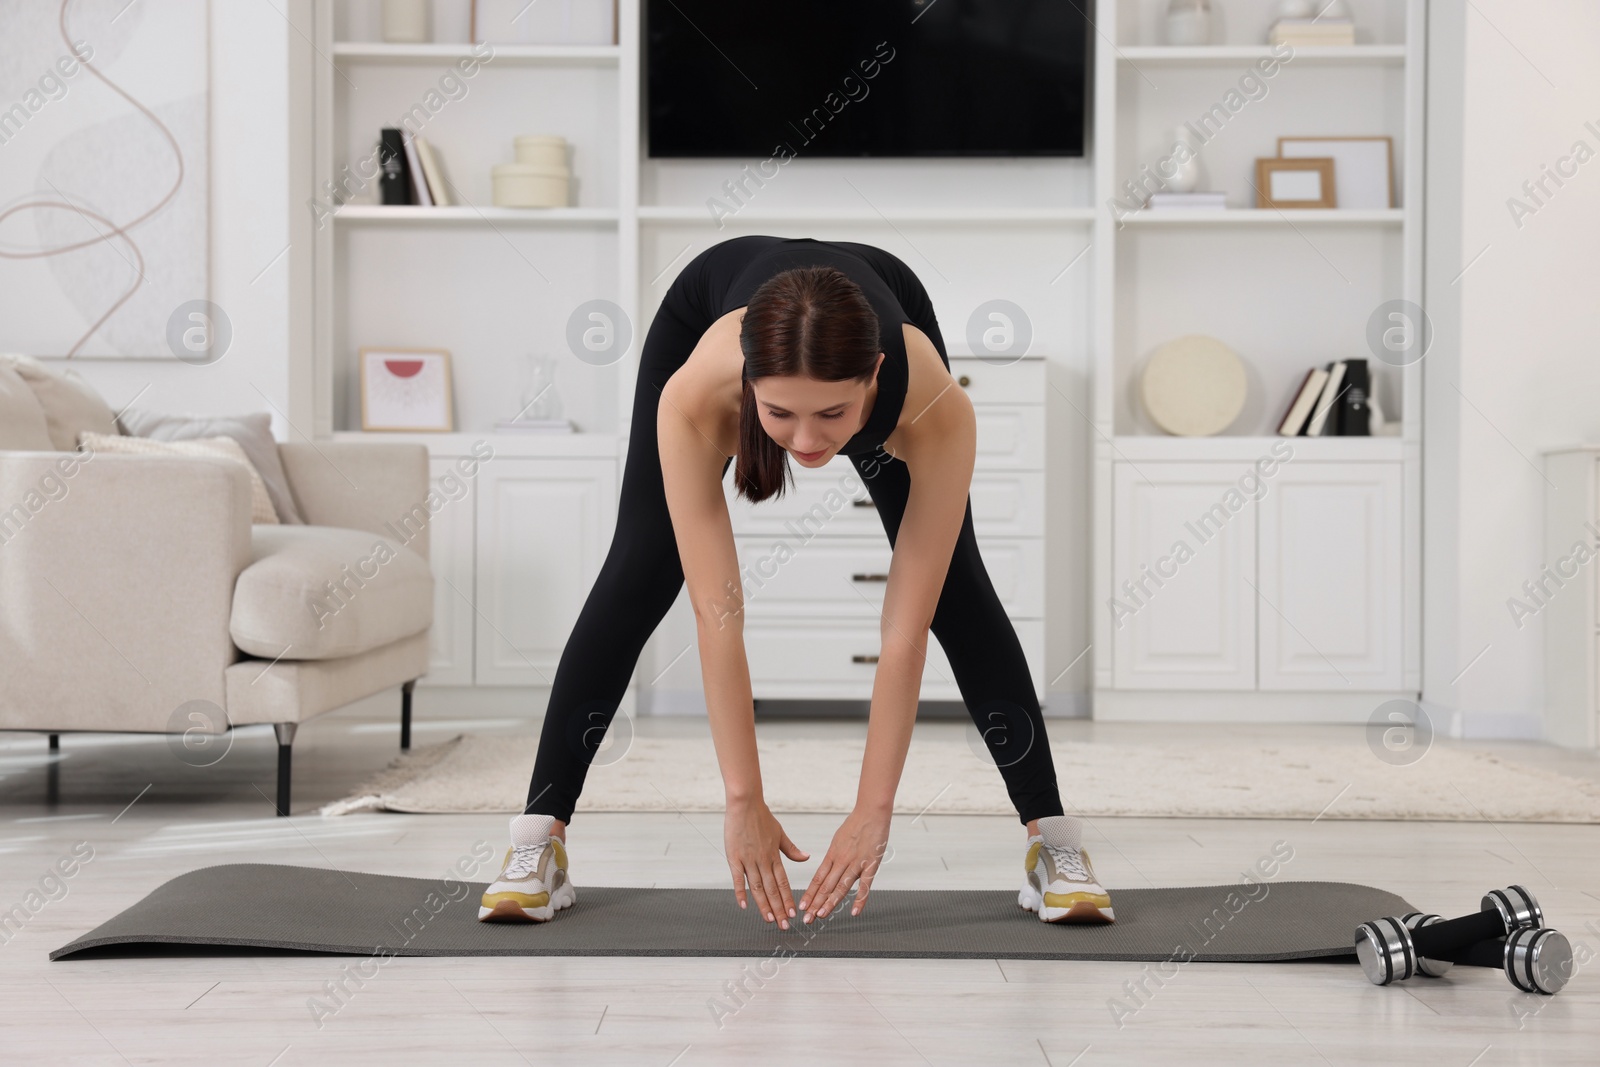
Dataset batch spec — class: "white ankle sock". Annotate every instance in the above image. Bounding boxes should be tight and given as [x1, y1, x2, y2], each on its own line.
[1036, 814, 1083, 850]
[510, 813, 556, 847]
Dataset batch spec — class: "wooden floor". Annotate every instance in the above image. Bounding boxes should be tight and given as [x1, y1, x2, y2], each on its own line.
[2, 705, 1597, 1066]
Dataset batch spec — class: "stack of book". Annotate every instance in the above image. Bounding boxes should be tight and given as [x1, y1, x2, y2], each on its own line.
[1269, 18, 1356, 46]
[1277, 358, 1374, 436]
[379, 127, 453, 207]
[1147, 191, 1228, 210]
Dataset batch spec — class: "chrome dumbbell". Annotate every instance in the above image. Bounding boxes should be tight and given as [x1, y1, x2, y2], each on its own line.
[1355, 885, 1570, 994]
[1398, 886, 1544, 978]
[1444, 926, 1574, 996]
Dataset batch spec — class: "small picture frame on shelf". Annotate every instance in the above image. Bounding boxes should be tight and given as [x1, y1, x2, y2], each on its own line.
[1255, 157, 1337, 209]
[1278, 136, 1395, 209]
[359, 347, 454, 432]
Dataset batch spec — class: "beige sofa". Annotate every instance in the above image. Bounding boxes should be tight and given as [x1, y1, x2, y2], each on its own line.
[0, 357, 433, 815]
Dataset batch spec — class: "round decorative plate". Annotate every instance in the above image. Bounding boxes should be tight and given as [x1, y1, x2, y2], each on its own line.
[1140, 335, 1247, 436]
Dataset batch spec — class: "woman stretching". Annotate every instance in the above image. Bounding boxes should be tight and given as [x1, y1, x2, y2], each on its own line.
[479, 236, 1113, 928]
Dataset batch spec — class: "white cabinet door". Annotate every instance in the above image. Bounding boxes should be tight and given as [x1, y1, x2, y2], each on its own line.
[475, 459, 618, 686]
[1112, 463, 1257, 689]
[418, 456, 477, 687]
[1257, 463, 1403, 690]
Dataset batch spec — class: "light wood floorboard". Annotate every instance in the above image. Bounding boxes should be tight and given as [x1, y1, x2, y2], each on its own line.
[1, 707, 1596, 1065]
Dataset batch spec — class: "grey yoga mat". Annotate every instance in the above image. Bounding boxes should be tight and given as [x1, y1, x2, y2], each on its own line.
[52, 864, 1414, 962]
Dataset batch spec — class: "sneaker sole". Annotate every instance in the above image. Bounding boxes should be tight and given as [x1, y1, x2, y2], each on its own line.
[478, 881, 576, 923]
[1018, 882, 1116, 924]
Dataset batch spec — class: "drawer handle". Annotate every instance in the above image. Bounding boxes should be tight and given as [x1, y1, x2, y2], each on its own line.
[852, 499, 876, 508]
[851, 572, 890, 582]
[957, 374, 971, 387]
[851, 653, 880, 664]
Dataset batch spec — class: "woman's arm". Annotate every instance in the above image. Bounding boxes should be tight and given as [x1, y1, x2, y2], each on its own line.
[858, 385, 976, 809]
[800, 354, 977, 921]
[657, 366, 808, 928]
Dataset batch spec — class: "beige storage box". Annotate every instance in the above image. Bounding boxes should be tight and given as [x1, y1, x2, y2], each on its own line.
[491, 163, 569, 208]
[514, 134, 569, 170]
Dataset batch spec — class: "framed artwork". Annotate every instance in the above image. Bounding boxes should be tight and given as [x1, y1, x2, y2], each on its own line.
[1255, 157, 1337, 209]
[1278, 136, 1396, 209]
[359, 348, 454, 432]
[0, 2, 211, 359]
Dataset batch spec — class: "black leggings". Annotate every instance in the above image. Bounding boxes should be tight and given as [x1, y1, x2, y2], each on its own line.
[524, 249, 1065, 826]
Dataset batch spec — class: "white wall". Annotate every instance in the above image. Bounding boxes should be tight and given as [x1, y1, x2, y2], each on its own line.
[33, 2, 294, 441]
[1423, 1, 1600, 738]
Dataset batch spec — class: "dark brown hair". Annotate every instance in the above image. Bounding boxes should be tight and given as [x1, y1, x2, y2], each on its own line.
[735, 266, 881, 503]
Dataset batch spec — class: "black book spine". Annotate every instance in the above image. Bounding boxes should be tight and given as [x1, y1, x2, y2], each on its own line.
[379, 128, 410, 206]
[1337, 358, 1371, 436]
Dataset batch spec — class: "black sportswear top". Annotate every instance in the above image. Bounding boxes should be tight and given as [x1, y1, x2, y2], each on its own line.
[700, 236, 914, 458]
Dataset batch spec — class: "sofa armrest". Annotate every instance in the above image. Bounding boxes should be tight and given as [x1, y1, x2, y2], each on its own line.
[0, 450, 254, 733]
[277, 441, 431, 559]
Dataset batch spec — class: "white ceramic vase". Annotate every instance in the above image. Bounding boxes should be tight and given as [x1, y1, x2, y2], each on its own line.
[1166, 125, 1203, 193]
[1165, 0, 1212, 46]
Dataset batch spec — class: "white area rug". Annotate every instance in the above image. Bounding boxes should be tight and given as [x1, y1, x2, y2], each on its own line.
[320, 733, 1600, 823]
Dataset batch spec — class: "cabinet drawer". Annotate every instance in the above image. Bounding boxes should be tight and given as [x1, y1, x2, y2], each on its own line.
[728, 470, 1043, 538]
[973, 405, 1044, 470]
[736, 536, 1044, 618]
[950, 357, 1045, 405]
[744, 617, 1046, 700]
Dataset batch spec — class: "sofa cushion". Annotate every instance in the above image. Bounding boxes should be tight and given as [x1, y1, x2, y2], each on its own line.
[232, 525, 432, 661]
[0, 361, 54, 450]
[118, 409, 305, 524]
[78, 431, 281, 525]
[0, 353, 118, 450]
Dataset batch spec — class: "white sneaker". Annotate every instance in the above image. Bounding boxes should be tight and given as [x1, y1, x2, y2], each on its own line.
[478, 813, 577, 922]
[1018, 814, 1115, 923]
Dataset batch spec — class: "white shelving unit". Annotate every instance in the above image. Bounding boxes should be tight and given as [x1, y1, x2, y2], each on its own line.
[1089, 0, 1426, 719]
[289, 0, 1425, 721]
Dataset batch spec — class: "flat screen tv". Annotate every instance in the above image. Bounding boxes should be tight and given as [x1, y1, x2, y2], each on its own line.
[646, 1, 1090, 158]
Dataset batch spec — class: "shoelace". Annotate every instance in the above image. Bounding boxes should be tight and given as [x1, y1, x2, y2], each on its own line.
[504, 842, 547, 880]
[1044, 844, 1090, 882]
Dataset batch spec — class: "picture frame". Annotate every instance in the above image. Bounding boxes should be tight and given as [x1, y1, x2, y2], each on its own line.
[359, 348, 455, 432]
[1255, 157, 1337, 209]
[1278, 136, 1396, 209]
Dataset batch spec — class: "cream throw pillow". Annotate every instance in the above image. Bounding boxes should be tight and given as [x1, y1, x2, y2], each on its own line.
[0, 361, 54, 450]
[0, 353, 119, 450]
[77, 431, 281, 524]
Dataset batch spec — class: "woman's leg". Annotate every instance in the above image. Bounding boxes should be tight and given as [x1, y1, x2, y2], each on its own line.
[522, 276, 719, 824]
[851, 450, 1065, 825]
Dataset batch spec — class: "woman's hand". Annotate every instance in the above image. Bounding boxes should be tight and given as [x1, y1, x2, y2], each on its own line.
[799, 806, 892, 922]
[724, 796, 809, 930]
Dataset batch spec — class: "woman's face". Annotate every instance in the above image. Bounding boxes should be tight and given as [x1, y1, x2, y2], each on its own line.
[750, 356, 882, 468]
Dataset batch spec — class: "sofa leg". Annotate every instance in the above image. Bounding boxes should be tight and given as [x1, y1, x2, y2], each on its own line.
[274, 722, 297, 817]
[401, 679, 415, 751]
[48, 733, 59, 752]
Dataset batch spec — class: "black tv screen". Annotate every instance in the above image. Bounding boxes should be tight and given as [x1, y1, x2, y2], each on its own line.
[646, 1, 1090, 158]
